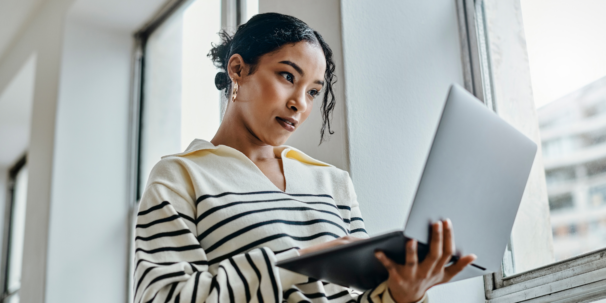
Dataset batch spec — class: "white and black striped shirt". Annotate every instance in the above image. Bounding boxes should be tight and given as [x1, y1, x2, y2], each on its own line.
[133, 139, 428, 303]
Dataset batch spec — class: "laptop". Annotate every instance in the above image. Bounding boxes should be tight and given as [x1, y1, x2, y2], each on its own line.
[276, 84, 537, 290]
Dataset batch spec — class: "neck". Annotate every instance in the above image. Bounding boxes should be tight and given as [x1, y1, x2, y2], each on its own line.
[211, 110, 278, 162]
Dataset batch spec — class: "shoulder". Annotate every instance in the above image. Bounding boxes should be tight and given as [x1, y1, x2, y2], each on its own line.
[144, 156, 197, 204]
[145, 139, 218, 201]
[146, 138, 228, 187]
[282, 146, 356, 201]
[283, 146, 350, 179]
[146, 156, 191, 187]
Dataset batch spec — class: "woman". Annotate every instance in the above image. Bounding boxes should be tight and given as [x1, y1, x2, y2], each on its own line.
[133, 12, 475, 303]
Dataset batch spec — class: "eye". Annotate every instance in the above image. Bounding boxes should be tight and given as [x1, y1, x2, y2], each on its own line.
[280, 72, 294, 83]
[309, 89, 320, 98]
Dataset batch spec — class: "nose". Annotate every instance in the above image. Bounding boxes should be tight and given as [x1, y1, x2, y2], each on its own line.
[287, 89, 308, 113]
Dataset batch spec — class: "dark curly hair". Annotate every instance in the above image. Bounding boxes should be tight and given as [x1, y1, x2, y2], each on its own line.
[207, 12, 337, 144]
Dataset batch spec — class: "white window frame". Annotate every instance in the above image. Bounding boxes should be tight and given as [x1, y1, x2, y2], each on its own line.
[457, 0, 606, 302]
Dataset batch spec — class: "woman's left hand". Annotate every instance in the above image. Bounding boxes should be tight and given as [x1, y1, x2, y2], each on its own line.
[374, 219, 476, 303]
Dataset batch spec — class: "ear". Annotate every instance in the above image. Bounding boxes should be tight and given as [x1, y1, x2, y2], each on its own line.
[227, 54, 246, 82]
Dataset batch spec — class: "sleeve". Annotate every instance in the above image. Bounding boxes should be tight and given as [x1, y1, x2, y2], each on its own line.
[335, 173, 430, 303]
[133, 182, 307, 303]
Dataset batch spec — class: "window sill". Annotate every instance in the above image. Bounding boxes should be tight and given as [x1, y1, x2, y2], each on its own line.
[485, 249, 606, 302]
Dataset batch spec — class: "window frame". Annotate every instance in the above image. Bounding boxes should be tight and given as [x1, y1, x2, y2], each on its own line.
[0, 155, 27, 303]
[457, 0, 606, 302]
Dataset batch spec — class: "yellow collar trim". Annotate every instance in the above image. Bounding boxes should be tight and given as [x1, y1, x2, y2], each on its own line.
[163, 139, 331, 167]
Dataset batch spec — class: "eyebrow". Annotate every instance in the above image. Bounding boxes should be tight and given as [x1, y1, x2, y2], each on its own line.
[279, 60, 325, 86]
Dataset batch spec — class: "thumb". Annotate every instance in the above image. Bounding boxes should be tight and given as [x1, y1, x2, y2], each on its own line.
[444, 254, 476, 281]
[375, 251, 398, 273]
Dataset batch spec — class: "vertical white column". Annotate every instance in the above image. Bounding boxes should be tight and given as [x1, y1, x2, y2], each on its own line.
[45, 19, 132, 303]
[18, 1, 74, 302]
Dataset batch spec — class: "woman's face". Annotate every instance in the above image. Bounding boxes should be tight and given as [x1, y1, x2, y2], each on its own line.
[227, 41, 327, 146]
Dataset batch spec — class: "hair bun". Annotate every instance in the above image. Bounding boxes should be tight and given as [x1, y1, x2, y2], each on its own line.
[215, 72, 230, 90]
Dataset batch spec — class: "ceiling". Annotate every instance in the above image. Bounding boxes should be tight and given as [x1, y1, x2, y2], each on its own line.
[68, 0, 169, 32]
[0, 0, 169, 61]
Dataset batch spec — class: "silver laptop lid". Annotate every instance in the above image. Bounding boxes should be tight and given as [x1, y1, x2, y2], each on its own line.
[403, 84, 537, 277]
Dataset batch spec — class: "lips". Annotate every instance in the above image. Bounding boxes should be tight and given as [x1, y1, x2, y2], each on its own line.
[276, 117, 297, 132]
[279, 118, 295, 126]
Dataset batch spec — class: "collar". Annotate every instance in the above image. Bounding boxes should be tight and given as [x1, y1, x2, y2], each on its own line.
[162, 138, 331, 167]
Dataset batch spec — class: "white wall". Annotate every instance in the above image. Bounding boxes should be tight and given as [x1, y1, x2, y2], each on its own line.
[45, 18, 133, 302]
[342, 0, 463, 235]
[341, 0, 485, 301]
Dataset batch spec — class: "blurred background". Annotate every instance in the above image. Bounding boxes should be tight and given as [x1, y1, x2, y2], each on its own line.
[0, 0, 605, 302]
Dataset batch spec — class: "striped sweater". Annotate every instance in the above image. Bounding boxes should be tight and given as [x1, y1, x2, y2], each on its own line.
[133, 139, 429, 303]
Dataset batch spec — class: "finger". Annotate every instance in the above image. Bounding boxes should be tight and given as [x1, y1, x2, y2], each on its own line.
[339, 236, 353, 244]
[443, 254, 477, 281]
[336, 236, 360, 245]
[302, 236, 358, 254]
[405, 239, 419, 269]
[347, 235, 364, 240]
[375, 251, 400, 277]
[424, 221, 443, 271]
[436, 219, 455, 269]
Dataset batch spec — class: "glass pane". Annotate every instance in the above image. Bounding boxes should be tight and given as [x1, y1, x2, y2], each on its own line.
[7, 166, 28, 294]
[526, 0, 606, 264]
[139, 0, 222, 193]
[484, 0, 606, 275]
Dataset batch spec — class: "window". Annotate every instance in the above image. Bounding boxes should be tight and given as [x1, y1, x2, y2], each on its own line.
[544, 167, 575, 186]
[548, 193, 574, 212]
[458, 0, 606, 301]
[1, 156, 27, 303]
[541, 136, 580, 158]
[589, 184, 606, 208]
[136, 0, 223, 195]
[587, 159, 606, 177]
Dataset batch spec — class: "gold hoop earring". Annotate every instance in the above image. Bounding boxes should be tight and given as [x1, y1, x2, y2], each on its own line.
[231, 81, 238, 102]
